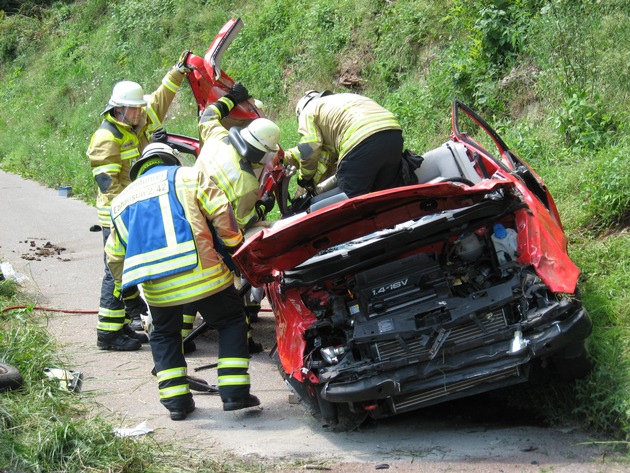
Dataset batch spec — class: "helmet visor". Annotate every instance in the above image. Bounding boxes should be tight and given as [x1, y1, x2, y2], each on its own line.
[259, 150, 277, 165]
[241, 126, 279, 153]
[117, 106, 144, 126]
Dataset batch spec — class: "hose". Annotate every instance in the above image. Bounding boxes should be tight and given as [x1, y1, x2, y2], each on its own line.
[1, 305, 272, 314]
[1, 306, 98, 314]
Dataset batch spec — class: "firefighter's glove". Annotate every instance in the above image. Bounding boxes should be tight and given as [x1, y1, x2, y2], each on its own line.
[176, 50, 193, 74]
[282, 149, 298, 168]
[113, 281, 123, 300]
[283, 164, 297, 178]
[225, 242, 243, 259]
[297, 175, 314, 190]
[228, 82, 250, 104]
[122, 287, 140, 300]
[255, 193, 276, 219]
[124, 293, 149, 319]
[151, 126, 168, 143]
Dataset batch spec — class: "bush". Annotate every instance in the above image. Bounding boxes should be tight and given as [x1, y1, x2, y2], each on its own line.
[0, 0, 629, 444]
[581, 144, 630, 229]
[550, 92, 617, 150]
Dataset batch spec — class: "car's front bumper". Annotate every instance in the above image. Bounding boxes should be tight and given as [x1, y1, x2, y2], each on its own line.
[321, 307, 591, 411]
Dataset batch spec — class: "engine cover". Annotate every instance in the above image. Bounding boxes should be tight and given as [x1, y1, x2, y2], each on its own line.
[354, 253, 446, 320]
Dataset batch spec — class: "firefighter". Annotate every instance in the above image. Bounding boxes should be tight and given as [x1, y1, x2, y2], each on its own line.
[195, 82, 280, 232]
[285, 91, 404, 198]
[88, 51, 191, 350]
[182, 82, 280, 354]
[105, 143, 260, 421]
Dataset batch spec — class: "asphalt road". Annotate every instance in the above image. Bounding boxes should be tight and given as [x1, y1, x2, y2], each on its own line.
[0, 169, 623, 473]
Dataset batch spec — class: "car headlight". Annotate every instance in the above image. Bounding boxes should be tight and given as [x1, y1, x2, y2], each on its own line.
[321, 346, 346, 364]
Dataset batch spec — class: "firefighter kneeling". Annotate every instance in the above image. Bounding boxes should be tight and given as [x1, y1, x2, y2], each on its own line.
[105, 143, 260, 420]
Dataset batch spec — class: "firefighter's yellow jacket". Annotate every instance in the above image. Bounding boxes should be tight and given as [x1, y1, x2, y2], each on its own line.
[284, 93, 402, 184]
[105, 165, 243, 307]
[194, 96, 260, 231]
[87, 68, 186, 227]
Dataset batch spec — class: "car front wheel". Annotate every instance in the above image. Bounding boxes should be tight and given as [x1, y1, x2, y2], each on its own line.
[551, 343, 594, 381]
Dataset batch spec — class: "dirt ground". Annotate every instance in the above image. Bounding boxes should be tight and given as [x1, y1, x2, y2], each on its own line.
[1, 169, 627, 473]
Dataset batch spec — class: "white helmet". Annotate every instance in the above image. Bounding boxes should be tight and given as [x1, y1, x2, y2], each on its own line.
[102, 81, 147, 115]
[129, 143, 181, 181]
[295, 90, 333, 118]
[229, 118, 281, 164]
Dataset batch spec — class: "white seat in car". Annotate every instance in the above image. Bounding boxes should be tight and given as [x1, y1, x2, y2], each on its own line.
[415, 141, 483, 184]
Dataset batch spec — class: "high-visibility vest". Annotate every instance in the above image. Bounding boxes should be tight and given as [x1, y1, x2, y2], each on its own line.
[111, 166, 198, 289]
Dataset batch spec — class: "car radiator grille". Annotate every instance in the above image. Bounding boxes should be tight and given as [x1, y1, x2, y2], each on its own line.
[374, 309, 507, 361]
[392, 366, 521, 413]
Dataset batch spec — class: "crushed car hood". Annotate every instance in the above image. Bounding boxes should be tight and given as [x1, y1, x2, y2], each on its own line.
[234, 180, 513, 286]
[234, 177, 581, 294]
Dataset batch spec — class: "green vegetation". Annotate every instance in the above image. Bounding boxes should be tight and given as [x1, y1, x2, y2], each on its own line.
[1, 0, 629, 468]
[0, 283, 269, 471]
[0, 285, 154, 472]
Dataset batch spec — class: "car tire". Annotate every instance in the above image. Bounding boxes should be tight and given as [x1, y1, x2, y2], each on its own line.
[327, 404, 369, 433]
[0, 362, 23, 391]
[551, 343, 594, 381]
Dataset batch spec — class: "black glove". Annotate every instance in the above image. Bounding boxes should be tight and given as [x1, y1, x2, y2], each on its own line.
[151, 126, 168, 143]
[121, 287, 140, 300]
[255, 193, 276, 218]
[176, 50, 193, 74]
[297, 176, 314, 189]
[225, 242, 243, 256]
[227, 82, 250, 104]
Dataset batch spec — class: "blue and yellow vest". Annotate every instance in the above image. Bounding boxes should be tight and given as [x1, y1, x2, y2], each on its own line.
[111, 166, 198, 289]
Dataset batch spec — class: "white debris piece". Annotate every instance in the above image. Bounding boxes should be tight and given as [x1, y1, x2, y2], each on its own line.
[1, 261, 28, 285]
[113, 420, 154, 437]
[43, 367, 83, 392]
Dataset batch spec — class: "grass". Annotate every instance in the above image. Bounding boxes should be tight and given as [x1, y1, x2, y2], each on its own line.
[0, 282, 279, 472]
[0, 286, 147, 472]
[0, 0, 629, 460]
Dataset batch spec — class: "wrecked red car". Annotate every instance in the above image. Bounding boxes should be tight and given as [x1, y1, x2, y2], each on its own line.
[178, 18, 592, 430]
[232, 100, 593, 429]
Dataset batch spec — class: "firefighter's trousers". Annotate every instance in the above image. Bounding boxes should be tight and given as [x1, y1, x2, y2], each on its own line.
[149, 285, 251, 410]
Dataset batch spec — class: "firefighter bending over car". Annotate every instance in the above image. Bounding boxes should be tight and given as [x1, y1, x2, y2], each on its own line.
[87, 51, 192, 351]
[284, 91, 404, 198]
[180, 81, 281, 354]
[105, 143, 260, 421]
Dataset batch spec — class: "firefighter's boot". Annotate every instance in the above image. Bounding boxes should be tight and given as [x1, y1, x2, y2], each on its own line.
[168, 397, 196, 421]
[223, 394, 260, 411]
[124, 292, 148, 332]
[123, 324, 149, 344]
[97, 330, 141, 351]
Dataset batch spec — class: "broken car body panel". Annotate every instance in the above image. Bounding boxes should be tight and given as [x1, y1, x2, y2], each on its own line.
[194, 19, 592, 428]
[233, 99, 591, 427]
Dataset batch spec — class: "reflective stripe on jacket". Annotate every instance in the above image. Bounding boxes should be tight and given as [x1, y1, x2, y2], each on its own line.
[111, 167, 198, 289]
[285, 93, 401, 181]
[195, 97, 260, 230]
[106, 165, 243, 307]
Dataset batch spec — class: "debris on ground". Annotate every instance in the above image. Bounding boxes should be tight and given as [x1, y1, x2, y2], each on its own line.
[44, 367, 83, 392]
[20, 240, 70, 261]
[113, 420, 154, 438]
